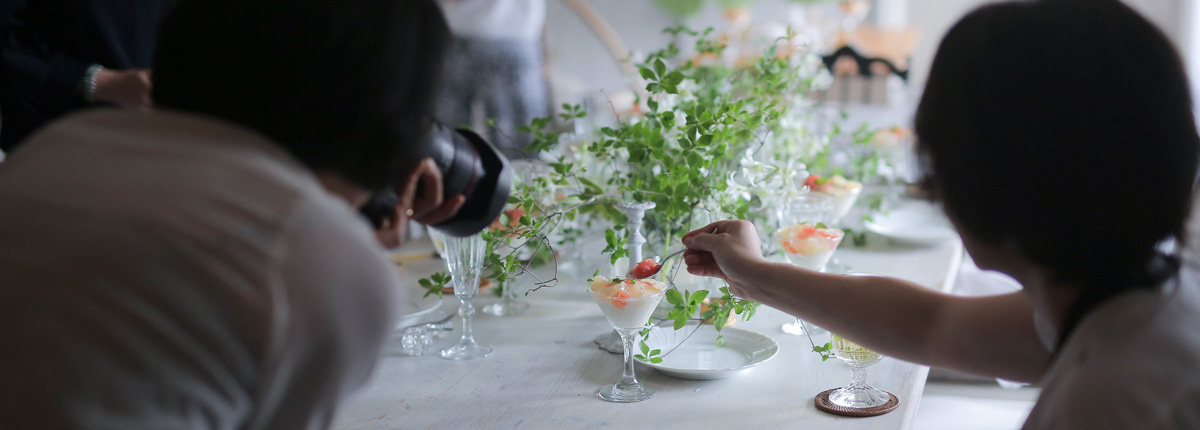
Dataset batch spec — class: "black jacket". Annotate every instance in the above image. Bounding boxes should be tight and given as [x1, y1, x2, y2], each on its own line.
[0, 0, 177, 150]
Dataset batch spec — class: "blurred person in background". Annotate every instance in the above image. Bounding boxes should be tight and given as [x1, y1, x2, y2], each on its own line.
[0, 0, 176, 151]
[435, 0, 550, 158]
[0, 0, 464, 428]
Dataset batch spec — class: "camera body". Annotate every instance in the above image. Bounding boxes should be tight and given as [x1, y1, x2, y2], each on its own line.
[362, 125, 512, 237]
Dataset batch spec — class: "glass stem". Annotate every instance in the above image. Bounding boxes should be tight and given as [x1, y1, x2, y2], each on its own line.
[848, 364, 868, 389]
[617, 329, 640, 389]
[458, 295, 476, 346]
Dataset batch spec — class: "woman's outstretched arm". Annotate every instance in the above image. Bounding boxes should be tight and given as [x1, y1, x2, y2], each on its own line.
[683, 220, 1051, 382]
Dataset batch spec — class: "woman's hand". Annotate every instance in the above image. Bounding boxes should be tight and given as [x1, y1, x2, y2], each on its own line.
[680, 220, 768, 291]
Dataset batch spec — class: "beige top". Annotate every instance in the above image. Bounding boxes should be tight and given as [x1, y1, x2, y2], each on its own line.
[0, 110, 401, 429]
[1023, 261, 1200, 429]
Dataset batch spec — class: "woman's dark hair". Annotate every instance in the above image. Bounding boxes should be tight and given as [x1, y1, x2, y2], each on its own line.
[152, 0, 450, 191]
[916, 0, 1198, 290]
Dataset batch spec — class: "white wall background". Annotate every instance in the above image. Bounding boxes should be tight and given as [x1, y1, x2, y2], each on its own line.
[545, 0, 1196, 102]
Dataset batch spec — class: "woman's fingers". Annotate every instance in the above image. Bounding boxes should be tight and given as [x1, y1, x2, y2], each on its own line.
[681, 220, 731, 244]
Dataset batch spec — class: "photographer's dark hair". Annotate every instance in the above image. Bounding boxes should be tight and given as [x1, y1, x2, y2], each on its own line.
[152, 0, 450, 191]
[915, 0, 1199, 344]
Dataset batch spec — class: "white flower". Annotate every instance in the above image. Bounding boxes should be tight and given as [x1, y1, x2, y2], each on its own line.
[673, 109, 688, 127]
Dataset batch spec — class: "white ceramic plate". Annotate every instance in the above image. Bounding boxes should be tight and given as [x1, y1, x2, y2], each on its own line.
[640, 323, 779, 380]
[864, 200, 959, 245]
[393, 258, 445, 328]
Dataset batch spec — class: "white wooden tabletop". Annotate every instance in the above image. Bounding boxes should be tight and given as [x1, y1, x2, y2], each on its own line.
[334, 234, 963, 430]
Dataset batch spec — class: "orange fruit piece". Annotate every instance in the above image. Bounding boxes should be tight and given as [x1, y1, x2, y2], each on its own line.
[611, 290, 631, 309]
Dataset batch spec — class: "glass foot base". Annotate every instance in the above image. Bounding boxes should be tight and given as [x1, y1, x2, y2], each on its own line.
[483, 299, 530, 316]
[597, 384, 654, 403]
[781, 319, 827, 335]
[825, 258, 851, 274]
[440, 344, 493, 360]
[828, 384, 891, 408]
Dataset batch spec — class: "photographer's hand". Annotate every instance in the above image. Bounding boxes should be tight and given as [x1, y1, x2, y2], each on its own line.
[404, 158, 466, 225]
[375, 158, 465, 248]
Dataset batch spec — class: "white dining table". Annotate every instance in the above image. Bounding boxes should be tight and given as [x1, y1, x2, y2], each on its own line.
[333, 233, 963, 430]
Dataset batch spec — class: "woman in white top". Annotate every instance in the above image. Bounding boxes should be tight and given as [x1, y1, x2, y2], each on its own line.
[680, 0, 1200, 428]
[435, 0, 549, 158]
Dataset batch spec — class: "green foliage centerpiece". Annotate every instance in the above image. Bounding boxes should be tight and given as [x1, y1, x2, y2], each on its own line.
[424, 25, 836, 356]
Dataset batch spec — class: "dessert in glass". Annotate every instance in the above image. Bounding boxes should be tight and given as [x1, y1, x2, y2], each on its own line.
[775, 222, 843, 335]
[806, 174, 860, 273]
[589, 276, 667, 402]
[774, 223, 845, 271]
[805, 174, 862, 222]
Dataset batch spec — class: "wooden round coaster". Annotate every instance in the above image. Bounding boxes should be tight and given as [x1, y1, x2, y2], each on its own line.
[814, 388, 900, 417]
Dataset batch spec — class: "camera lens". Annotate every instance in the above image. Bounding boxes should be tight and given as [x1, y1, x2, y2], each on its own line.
[424, 125, 511, 237]
[359, 125, 511, 237]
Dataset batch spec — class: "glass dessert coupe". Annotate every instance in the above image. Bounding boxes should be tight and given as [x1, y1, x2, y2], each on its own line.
[806, 174, 861, 273]
[589, 276, 667, 402]
[775, 223, 845, 271]
[775, 222, 844, 335]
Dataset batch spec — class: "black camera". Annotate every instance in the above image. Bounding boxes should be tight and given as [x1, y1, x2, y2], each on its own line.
[361, 125, 512, 237]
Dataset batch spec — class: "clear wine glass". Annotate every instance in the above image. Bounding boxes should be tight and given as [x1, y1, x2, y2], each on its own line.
[590, 282, 666, 402]
[439, 233, 492, 360]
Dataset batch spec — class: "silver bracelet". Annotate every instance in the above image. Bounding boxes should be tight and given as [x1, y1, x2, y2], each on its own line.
[81, 64, 102, 103]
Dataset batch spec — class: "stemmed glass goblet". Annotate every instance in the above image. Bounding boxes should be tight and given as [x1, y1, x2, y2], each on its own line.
[589, 278, 667, 402]
[439, 232, 492, 360]
[827, 333, 891, 408]
[775, 193, 839, 335]
[810, 175, 862, 273]
[823, 272, 894, 411]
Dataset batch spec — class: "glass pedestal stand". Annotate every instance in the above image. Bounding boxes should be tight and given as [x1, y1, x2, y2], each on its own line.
[593, 201, 657, 354]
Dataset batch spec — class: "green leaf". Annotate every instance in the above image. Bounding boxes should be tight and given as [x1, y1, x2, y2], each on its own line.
[665, 288, 684, 306]
[654, 58, 667, 77]
[665, 71, 685, 86]
[715, 335, 726, 348]
[639, 66, 657, 81]
[689, 290, 709, 304]
[816, 222, 828, 229]
[640, 340, 650, 355]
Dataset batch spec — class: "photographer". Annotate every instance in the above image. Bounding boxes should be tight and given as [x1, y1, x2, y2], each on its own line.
[0, 0, 477, 428]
